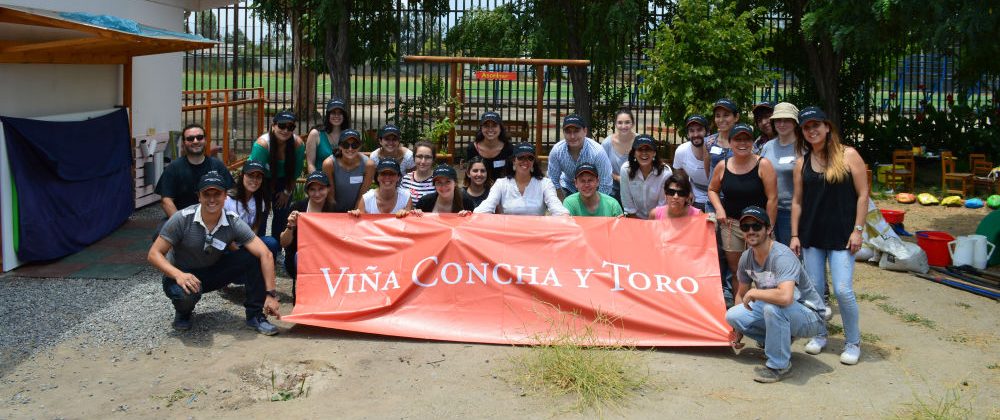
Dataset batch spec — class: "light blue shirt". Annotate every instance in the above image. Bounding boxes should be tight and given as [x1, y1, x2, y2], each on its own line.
[546, 138, 613, 194]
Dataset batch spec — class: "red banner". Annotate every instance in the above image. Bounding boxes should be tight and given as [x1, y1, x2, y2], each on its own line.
[475, 71, 518, 81]
[284, 214, 729, 346]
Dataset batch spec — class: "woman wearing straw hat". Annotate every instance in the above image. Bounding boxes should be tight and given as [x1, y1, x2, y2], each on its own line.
[759, 102, 801, 246]
[306, 98, 350, 173]
[474, 143, 569, 216]
[466, 111, 514, 182]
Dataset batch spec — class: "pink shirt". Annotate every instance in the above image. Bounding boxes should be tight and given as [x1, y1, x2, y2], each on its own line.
[651, 205, 702, 220]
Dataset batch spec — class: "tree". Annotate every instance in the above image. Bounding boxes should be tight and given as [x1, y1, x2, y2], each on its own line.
[194, 11, 220, 40]
[225, 28, 250, 46]
[640, 0, 774, 128]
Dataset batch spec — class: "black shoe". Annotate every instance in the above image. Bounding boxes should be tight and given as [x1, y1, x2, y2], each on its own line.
[753, 365, 791, 383]
[173, 311, 192, 331]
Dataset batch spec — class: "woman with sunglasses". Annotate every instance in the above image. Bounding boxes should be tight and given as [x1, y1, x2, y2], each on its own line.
[349, 159, 412, 217]
[474, 143, 569, 216]
[224, 160, 279, 257]
[322, 129, 375, 212]
[306, 98, 350, 173]
[620, 134, 671, 219]
[462, 157, 492, 208]
[369, 124, 415, 173]
[249, 110, 306, 239]
[400, 140, 438, 204]
[279, 171, 336, 299]
[707, 123, 778, 306]
[791, 107, 868, 365]
[466, 111, 514, 181]
[650, 170, 702, 219]
[601, 109, 637, 202]
[411, 165, 476, 215]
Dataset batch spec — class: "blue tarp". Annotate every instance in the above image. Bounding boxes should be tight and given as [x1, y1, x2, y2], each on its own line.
[1, 108, 132, 262]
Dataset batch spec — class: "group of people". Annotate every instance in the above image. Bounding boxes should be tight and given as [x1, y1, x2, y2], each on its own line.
[148, 97, 869, 383]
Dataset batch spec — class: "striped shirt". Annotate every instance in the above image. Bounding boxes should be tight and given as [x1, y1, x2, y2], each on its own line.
[400, 171, 435, 203]
[546, 138, 613, 194]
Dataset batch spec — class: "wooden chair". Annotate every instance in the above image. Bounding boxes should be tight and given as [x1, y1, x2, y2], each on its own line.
[971, 156, 995, 195]
[941, 151, 973, 197]
[969, 153, 987, 169]
[885, 149, 915, 192]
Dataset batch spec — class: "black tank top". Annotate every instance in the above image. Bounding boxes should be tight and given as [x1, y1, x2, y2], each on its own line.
[799, 152, 858, 249]
[720, 157, 766, 217]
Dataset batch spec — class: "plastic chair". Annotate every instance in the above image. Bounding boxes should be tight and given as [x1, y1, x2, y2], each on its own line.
[941, 151, 972, 197]
[885, 149, 914, 192]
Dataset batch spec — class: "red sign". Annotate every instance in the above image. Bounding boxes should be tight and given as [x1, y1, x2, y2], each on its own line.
[475, 71, 517, 81]
[284, 213, 729, 347]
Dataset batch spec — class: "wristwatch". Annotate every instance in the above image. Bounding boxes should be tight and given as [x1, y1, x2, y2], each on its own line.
[265, 289, 278, 299]
[854, 225, 863, 232]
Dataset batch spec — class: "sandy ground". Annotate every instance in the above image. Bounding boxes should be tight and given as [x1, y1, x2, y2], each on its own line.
[2, 199, 999, 419]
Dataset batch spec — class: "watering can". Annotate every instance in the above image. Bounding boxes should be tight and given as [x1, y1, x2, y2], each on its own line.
[947, 236, 975, 267]
[967, 234, 996, 269]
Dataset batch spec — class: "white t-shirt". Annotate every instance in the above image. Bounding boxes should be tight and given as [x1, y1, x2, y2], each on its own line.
[672, 141, 709, 205]
[619, 162, 671, 219]
[473, 177, 569, 216]
[362, 188, 411, 214]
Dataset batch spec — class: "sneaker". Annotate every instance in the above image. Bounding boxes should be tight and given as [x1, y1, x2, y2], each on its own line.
[804, 337, 826, 355]
[246, 315, 279, 336]
[753, 365, 792, 383]
[172, 311, 192, 331]
[840, 343, 861, 365]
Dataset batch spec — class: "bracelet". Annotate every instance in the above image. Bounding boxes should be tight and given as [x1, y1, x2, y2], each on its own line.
[791, 235, 798, 238]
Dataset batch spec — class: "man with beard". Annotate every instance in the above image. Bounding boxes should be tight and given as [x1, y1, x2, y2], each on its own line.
[725, 206, 827, 383]
[671, 115, 710, 211]
[546, 114, 613, 198]
[155, 123, 234, 218]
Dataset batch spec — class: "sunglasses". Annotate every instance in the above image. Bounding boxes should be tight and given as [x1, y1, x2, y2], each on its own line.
[276, 122, 296, 131]
[515, 155, 535, 162]
[665, 187, 689, 197]
[739, 223, 766, 232]
[184, 134, 206, 142]
[203, 233, 215, 254]
[340, 141, 361, 149]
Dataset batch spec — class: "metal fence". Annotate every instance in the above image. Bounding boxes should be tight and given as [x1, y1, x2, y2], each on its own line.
[182, 1, 998, 161]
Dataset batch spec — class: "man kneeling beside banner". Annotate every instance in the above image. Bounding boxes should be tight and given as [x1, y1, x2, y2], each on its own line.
[284, 214, 730, 346]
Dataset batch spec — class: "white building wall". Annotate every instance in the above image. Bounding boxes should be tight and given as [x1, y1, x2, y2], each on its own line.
[0, 0, 191, 135]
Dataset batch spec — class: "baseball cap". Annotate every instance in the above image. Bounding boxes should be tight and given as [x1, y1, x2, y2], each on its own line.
[562, 114, 586, 129]
[771, 102, 800, 122]
[739, 205, 770, 226]
[632, 134, 656, 150]
[339, 129, 361, 142]
[379, 124, 401, 139]
[480, 111, 502, 125]
[729, 123, 754, 140]
[513, 142, 536, 157]
[305, 170, 330, 188]
[242, 160, 266, 175]
[272, 110, 295, 123]
[198, 171, 227, 192]
[326, 98, 346, 112]
[376, 158, 401, 174]
[713, 98, 738, 115]
[574, 162, 599, 178]
[752, 101, 774, 113]
[685, 114, 708, 129]
[432, 165, 457, 181]
[798, 106, 827, 125]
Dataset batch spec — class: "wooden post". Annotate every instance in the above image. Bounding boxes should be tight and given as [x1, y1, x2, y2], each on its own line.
[222, 91, 230, 165]
[448, 62, 458, 158]
[204, 93, 212, 157]
[257, 87, 265, 138]
[534, 64, 544, 155]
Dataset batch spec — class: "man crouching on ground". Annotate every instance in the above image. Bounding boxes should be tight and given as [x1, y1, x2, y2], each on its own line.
[148, 171, 281, 335]
[726, 205, 826, 383]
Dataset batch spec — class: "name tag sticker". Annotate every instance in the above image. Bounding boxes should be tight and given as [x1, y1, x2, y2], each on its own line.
[779, 156, 795, 164]
[710, 146, 723, 155]
[350, 175, 364, 184]
[211, 238, 227, 250]
[493, 160, 506, 168]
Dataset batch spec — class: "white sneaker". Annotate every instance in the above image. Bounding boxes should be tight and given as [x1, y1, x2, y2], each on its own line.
[804, 337, 826, 355]
[840, 343, 861, 365]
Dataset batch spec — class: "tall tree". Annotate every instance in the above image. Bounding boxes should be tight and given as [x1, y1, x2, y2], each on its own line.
[253, 1, 321, 121]
[194, 11, 220, 40]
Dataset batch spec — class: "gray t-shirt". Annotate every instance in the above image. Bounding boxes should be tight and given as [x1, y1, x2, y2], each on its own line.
[601, 135, 629, 195]
[159, 205, 256, 271]
[331, 154, 369, 212]
[760, 138, 796, 210]
[737, 241, 825, 312]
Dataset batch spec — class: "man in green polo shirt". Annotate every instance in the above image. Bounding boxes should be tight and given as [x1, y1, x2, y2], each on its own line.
[562, 162, 624, 217]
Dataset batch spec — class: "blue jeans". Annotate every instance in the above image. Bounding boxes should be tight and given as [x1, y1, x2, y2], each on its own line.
[260, 181, 293, 241]
[802, 247, 860, 345]
[774, 208, 792, 246]
[727, 300, 826, 369]
[260, 235, 280, 259]
[161, 248, 266, 320]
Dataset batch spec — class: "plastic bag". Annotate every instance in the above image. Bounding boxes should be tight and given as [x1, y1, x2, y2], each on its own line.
[917, 193, 939, 205]
[872, 239, 929, 273]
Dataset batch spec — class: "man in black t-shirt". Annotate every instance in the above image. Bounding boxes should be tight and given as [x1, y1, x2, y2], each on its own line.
[154, 123, 233, 218]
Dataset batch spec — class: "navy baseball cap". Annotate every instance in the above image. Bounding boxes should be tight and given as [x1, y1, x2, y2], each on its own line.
[272, 110, 295, 123]
[752, 101, 774, 113]
[480, 111, 502, 125]
[729, 123, 754, 140]
[242, 160, 266, 175]
[740, 205, 770, 226]
[198, 171, 227, 192]
[305, 170, 330, 187]
[432, 165, 457, 181]
[798, 106, 827, 125]
[574, 162, 599, 178]
[379, 124, 401, 139]
[339, 129, 361, 142]
[713, 98, 738, 114]
[326, 98, 346, 112]
[513, 143, 536, 156]
[632, 134, 656, 150]
[562, 114, 586, 129]
[376, 158, 401, 174]
[685, 114, 708, 129]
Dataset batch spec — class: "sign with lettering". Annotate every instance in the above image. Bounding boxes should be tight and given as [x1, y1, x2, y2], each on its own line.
[475, 71, 517, 81]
